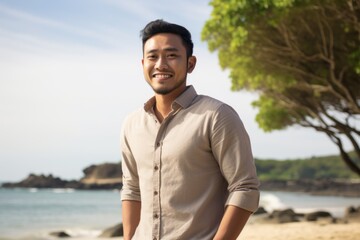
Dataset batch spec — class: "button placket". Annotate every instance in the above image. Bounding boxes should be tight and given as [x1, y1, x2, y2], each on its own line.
[153, 132, 163, 239]
[152, 115, 174, 239]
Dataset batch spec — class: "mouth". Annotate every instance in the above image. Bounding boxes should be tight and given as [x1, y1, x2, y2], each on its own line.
[152, 73, 173, 80]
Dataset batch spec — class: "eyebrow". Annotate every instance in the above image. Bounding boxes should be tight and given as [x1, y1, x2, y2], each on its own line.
[145, 47, 179, 54]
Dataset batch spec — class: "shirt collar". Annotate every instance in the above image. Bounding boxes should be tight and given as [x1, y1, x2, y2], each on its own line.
[143, 85, 198, 112]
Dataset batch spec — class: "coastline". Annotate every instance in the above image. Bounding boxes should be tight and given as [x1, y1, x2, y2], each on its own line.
[259, 179, 360, 198]
[55, 220, 360, 240]
[14, 205, 360, 240]
[1, 188, 359, 240]
[1, 215, 359, 240]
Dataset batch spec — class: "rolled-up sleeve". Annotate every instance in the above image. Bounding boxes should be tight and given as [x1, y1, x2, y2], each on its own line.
[211, 104, 260, 212]
[120, 117, 141, 202]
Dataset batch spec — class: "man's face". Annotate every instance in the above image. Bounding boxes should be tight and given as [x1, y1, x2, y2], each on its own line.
[142, 33, 196, 96]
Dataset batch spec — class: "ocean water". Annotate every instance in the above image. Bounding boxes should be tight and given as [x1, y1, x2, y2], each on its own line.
[260, 191, 360, 217]
[0, 188, 359, 239]
[0, 188, 122, 239]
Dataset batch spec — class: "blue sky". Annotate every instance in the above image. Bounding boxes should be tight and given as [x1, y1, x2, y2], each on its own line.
[0, 0, 347, 181]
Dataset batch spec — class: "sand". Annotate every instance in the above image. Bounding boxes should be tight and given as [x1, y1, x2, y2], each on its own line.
[238, 221, 360, 240]
[69, 221, 360, 240]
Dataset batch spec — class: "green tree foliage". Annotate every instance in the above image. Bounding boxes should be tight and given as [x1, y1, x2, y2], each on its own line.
[256, 153, 359, 180]
[202, 0, 360, 175]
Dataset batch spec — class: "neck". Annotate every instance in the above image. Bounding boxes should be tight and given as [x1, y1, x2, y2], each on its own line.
[153, 95, 173, 123]
[153, 86, 186, 123]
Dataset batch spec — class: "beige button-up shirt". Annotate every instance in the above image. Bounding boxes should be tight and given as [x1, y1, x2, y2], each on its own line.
[121, 86, 259, 240]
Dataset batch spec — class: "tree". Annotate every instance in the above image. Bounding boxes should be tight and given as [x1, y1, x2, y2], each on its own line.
[202, 0, 360, 175]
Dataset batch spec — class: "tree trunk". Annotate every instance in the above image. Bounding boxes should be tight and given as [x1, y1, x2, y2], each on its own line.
[338, 148, 360, 176]
[313, 125, 360, 176]
[332, 134, 360, 176]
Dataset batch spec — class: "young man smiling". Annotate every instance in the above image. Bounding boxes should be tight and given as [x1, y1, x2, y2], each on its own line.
[121, 20, 260, 240]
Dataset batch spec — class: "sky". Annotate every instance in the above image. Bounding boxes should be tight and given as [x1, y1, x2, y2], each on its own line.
[0, 0, 349, 182]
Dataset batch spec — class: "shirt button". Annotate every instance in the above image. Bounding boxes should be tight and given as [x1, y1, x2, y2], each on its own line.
[154, 165, 159, 171]
[153, 237, 157, 240]
[154, 213, 159, 218]
[156, 142, 160, 147]
[154, 191, 158, 195]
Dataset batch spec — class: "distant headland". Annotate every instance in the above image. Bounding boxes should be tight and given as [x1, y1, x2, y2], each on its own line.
[2, 153, 359, 197]
[1, 162, 122, 190]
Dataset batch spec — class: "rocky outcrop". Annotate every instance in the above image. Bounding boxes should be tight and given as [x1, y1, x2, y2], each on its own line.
[81, 162, 122, 185]
[1, 174, 71, 188]
[49, 231, 71, 238]
[253, 208, 338, 224]
[254, 206, 268, 215]
[267, 208, 301, 223]
[255, 208, 301, 224]
[1, 162, 122, 190]
[99, 223, 123, 237]
[304, 211, 333, 222]
[344, 205, 360, 222]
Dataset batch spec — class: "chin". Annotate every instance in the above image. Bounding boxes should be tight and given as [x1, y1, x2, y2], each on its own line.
[153, 88, 171, 95]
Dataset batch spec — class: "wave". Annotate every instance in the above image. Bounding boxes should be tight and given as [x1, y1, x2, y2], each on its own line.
[4, 227, 103, 240]
[52, 188, 75, 193]
[259, 192, 286, 212]
[259, 191, 355, 217]
[28, 188, 38, 193]
[64, 228, 102, 238]
[27, 188, 76, 193]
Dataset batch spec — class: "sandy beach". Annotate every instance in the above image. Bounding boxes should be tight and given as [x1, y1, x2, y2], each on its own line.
[69, 221, 360, 240]
[239, 221, 360, 240]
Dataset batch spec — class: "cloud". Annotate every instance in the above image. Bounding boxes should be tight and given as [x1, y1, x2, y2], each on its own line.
[0, 3, 127, 50]
[157, 1, 211, 23]
[0, 3, 65, 27]
[101, 0, 159, 20]
[101, 0, 211, 24]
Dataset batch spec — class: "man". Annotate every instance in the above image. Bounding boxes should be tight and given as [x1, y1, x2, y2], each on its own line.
[121, 19, 259, 240]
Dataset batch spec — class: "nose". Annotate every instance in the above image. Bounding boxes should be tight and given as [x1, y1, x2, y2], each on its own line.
[155, 56, 168, 70]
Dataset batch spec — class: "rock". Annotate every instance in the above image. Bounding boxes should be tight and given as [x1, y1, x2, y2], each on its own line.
[1, 162, 123, 190]
[49, 231, 70, 238]
[99, 223, 123, 237]
[254, 206, 267, 215]
[2, 174, 68, 188]
[82, 163, 122, 179]
[81, 163, 122, 185]
[345, 206, 360, 222]
[305, 211, 332, 221]
[268, 208, 299, 223]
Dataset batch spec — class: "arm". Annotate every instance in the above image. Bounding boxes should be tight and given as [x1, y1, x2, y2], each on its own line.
[122, 200, 141, 240]
[213, 205, 252, 240]
[210, 105, 259, 239]
[120, 118, 141, 240]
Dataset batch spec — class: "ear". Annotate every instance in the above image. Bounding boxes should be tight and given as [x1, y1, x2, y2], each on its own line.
[187, 56, 197, 73]
[141, 59, 144, 66]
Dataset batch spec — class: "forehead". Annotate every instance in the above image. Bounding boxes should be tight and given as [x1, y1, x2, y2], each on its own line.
[144, 33, 186, 53]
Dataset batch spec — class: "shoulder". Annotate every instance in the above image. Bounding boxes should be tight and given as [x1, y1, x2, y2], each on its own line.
[192, 95, 225, 112]
[194, 95, 240, 118]
[121, 108, 146, 135]
[124, 108, 144, 122]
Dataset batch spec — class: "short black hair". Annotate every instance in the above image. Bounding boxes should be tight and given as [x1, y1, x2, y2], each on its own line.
[140, 19, 194, 57]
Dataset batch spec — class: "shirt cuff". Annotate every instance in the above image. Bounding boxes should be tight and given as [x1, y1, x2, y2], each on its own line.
[121, 189, 141, 202]
[225, 189, 260, 213]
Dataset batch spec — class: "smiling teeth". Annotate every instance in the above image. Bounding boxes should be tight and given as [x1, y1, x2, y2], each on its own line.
[155, 74, 171, 78]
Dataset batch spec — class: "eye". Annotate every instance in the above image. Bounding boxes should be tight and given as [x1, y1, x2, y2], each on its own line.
[167, 53, 177, 58]
[147, 54, 157, 60]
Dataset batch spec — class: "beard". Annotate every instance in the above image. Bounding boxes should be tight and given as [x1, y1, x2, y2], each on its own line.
[149, 77, 187, 95]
